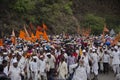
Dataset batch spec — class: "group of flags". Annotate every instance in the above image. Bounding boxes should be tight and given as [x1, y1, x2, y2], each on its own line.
[19, 23, 49, 42]
[77, 26, 91, 37]
[0, 23, 49, 46]
[0, 24, 120, 47]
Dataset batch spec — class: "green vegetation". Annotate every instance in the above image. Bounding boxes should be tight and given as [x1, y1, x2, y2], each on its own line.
[0, 0, 120, 37]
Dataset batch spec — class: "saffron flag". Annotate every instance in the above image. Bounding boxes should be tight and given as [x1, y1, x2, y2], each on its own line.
[19, 30, 26, 39]
[43, 23, 48, 30]
[11, 29, 16, 44]
[112, 33, 120, 46]
[43, 31, 49, 41]
[0, 39, 3, 46]
[103, 24, 109, 32]
[35, 30, 43, 39]
[31, 33, 36, 42]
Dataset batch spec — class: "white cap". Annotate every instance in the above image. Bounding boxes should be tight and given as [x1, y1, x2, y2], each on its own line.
[82, 50, 86, 53]
[12, 53, 15, 56]
[13, 59, 18, 63]
[36, 47, 39, 50]
[46, 53, 51, 55]
[3, 52, 8, 55]
[92, 49, 95, 52]
[33, 56, 38, 59]
[114, 46, 118, 49]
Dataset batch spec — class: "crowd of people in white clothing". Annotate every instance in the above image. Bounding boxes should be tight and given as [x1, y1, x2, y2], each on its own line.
[0, 34, 120, 80]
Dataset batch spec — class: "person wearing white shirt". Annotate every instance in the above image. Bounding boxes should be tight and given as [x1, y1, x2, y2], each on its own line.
[81, 50, 90, 80]
[69, 59, 87, 80]
[30, 56, 39, 80]
[2, 60, 9, 76]
[91, 49, 99, 80]
[112, 49, 120, 75]
[57, 57, 68, 80]
[46, 52, 56, 80]
[98, 48, 104, 73]
[17, 53, 26, 80]
[25, 55, 31, 80]
[38, 55, 47, 80]
[103, 51, 110, 74]
[8, 59, 22, 80]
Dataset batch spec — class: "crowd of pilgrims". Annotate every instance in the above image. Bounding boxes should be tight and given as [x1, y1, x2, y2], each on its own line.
[0, 35, 120, 80]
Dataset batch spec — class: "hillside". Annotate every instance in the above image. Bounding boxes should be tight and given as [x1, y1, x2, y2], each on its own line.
[0, 0, 120, 37]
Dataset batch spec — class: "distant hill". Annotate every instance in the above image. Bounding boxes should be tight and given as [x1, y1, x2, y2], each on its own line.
[0, 0, 120, 37]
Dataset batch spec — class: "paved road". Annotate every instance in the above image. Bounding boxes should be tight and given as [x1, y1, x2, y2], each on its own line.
[98, 72, 115, 80]
[54, 71, 115, 80]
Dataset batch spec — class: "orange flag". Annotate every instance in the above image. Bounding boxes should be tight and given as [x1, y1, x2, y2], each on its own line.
[103, 24, 109, 32]
[111, 33, 120, 46]
[43, 31, 49, 41]
[0, 39, 3, 46]
[19, 30, 26, 39]
[11, 29, 16, 44]
[43, 23, 48, 30]
[31, 33, 36, 42]
[35, 30, 43, 39]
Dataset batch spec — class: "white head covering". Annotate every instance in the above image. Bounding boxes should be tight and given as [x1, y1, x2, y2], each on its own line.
[114, 46, 118, 49]
[92, 49, 95, 52]
[46, 52, 51, 56]
[13, 59, 18, 63]
[33, 56, 38, 59]
[82, 50, 86, 53]
[3, 52, 8, 55]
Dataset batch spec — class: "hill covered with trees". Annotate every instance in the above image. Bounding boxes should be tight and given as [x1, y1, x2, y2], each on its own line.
[0, 0, 120, 37]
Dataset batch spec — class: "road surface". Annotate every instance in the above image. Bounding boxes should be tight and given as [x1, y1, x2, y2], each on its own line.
[98, 72, 115, 80]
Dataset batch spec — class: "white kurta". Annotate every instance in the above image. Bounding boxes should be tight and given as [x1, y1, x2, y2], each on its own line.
[112, 51, 120, 65]
[39, 59, 46, 73]
[30, 61, 39, 80]
[91, 53, 99, 75]
[26, 58, 31, 79]
[47, 55, 56, 69]
[58, 61, 68, 79]
[18, 56, 26, 70]
[4, 66, 9, 76]
[112, 51, 120, 74]
[81, 54, 90, 74]
[71, 64, 87, 80]
[9, 66, 21, 80]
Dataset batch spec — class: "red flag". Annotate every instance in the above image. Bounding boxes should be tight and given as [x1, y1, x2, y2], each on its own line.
[29, 22, 34, 30]
[37, 26, 42, 31]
